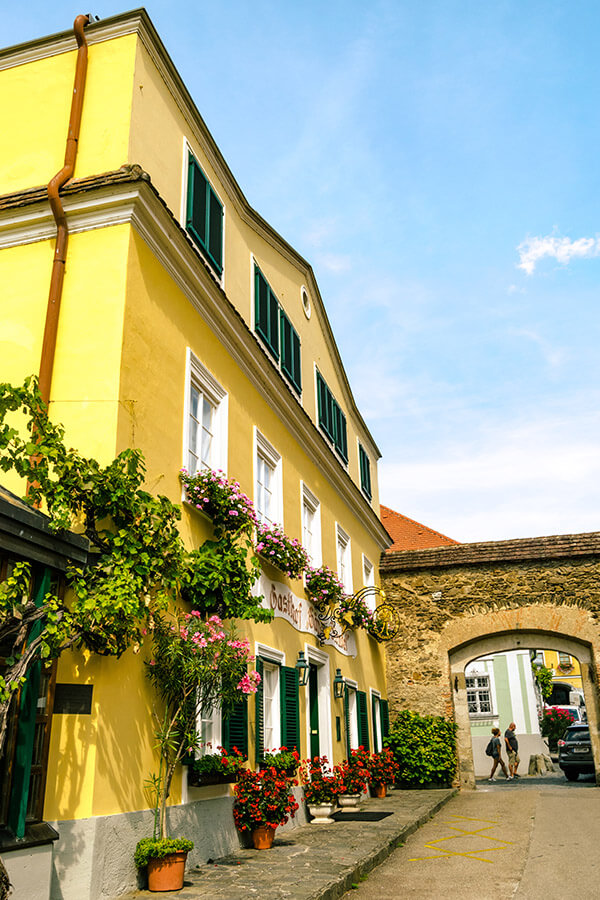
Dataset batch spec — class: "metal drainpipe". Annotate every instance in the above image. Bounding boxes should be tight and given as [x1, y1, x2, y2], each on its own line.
[38, 14, 90, 407]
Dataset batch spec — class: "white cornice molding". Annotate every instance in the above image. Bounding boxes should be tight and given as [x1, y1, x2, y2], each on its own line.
[0, 8, 380, 460]
[0, 182, 389, 549]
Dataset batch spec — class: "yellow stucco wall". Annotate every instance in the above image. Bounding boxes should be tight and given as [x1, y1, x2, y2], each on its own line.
[0, 35, 136, 196]
[1, 15, 388, 823]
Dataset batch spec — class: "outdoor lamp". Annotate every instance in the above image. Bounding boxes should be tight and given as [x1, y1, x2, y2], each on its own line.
[333, 668, 345, 700]
[296, 651, 310, 687]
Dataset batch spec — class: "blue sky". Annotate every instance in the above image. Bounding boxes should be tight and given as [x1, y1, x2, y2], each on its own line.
[4, 2, 600, 542]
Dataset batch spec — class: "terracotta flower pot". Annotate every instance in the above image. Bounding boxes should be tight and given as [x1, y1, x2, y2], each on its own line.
[251, 825, 275, 850]
[372, 783, 387, 798]
[147, 851, 188, 892]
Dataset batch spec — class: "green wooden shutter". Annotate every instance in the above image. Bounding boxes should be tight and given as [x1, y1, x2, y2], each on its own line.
[186, 153, 223, 275]
[254, 266, 279, 360]
[186, 155, 207, 246]
[357, 690, 370, 752]
[208, 188, 223, 271]
[279, 311, 302, 394]
[254, 657, 264, 766]
[280, 665, 300, 752]
[344, 686, 352, 759]
[8, 567, 51, 837]
[222, 700, 248, 759]
[359, 445, 372, 500]
[381, 700, 390, 740]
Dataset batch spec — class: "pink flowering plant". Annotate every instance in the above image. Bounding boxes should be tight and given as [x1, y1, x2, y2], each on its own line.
[305, 565, 346, 609]
[144, 611, 260, 840]
[180, 467, 257, 537]
[337, 594, 374, 630]
[255, 523, 310, 579]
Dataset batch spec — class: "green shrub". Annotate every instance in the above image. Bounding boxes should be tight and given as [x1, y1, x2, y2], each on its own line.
[384, 710, 457, 787]
[134, 837, 194, 869]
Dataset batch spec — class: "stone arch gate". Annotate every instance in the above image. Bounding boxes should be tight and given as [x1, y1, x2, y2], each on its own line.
[379, 532, 600, 788]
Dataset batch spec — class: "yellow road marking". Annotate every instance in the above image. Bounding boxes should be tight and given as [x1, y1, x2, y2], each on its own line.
[407, 814, 514, 864]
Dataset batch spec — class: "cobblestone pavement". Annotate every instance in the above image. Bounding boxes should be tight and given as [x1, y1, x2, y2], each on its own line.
[122, 788, 455, 900]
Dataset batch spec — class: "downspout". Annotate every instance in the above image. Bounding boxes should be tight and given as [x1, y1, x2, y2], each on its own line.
[38, 14, 90, 406]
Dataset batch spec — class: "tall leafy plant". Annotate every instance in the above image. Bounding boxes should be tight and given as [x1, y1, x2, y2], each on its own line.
[0, 377, 185, 758]
[384, 710, 457, 787]
[144, 610, 259, 838]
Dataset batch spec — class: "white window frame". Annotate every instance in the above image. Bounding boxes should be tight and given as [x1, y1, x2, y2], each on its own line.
[301, 482, 322, 567]
[362, 555, 375, 611]
[336, 524, 353, 594]
[196, 706, 222, 758]
[254, 429, 283, 527]
[345, 678, 359, 751]
[304, 643, 333, 764]
[183, 349, 228, 478]
[370, 689, 382, 753]
[465, 673, 494, 716]
[256, 643, 285, 755]
[181, 137, 226, 289]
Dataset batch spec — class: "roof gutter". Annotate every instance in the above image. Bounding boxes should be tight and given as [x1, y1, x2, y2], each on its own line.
[38, 14, 90, 406]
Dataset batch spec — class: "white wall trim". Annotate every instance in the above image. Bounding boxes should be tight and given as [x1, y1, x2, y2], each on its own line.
[304, 643, 333, 764]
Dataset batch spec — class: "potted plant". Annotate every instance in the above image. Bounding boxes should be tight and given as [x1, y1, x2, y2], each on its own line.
[305, 565, 345, 610]
[262, 746, 301, 778]
[135, 611, 260, 890]
[337, 594, 374, 630]
[337, 748, 369, 810]
[255, 522, 310, 579]
[300, 756, 342, 824]
[367, 748, 398, 798]
[180, 466, 257, 537]
[232, 767, 299, 849]
[134, 838, 194, 892]
[189, 746, 246, 786]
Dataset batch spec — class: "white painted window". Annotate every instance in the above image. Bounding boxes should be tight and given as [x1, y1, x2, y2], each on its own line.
[336, 524, 353, 594]
[301, 483, 322, 566]
[532, 650, 545, 667]
[262, 662, 281, 751]
[254, 430, 282, 526]
[196, 707, 222, 757]
[466, 675, 493, 715]
[362, 555, 375, 611]
[346, 684, 359, 750]
[371, 690, 382, 753]
[559, 652, 572, 667]
[185, 350, 228, 475]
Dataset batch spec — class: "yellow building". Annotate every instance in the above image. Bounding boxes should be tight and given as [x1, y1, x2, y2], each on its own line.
[533, 649, 584, 706]
[0, 11, 391, 899]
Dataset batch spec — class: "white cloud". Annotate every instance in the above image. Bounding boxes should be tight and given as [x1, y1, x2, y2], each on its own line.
[379, 411, 600, 543]
[517, 233, 600, 275]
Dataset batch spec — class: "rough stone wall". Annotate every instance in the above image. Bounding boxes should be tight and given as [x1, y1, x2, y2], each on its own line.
[381, 555, 600, 722]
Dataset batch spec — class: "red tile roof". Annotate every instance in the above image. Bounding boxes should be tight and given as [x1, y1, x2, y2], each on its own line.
[380, 504, 459, 552]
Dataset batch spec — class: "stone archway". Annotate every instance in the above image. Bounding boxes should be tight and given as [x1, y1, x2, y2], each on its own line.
[380, 533, 600, 788]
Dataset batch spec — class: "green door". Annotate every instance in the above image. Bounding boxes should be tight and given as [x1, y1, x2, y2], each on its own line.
[309, 663, 320, 759]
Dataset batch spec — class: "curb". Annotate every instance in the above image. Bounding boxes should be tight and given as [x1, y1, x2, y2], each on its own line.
[308, 789, 458, 900]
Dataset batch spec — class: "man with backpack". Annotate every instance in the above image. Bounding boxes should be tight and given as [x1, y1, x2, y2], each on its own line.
[486, 727, 511, 781]
[504, 722, 520, 777]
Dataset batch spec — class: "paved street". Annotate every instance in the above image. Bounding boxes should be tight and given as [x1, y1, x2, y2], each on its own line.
[343, 775, 599, 900]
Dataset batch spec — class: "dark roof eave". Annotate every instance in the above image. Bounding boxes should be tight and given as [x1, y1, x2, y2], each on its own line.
[380, 531, 600, 571]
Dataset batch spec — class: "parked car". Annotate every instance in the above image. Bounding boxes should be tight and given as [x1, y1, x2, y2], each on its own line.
[557, 723, 594, 781]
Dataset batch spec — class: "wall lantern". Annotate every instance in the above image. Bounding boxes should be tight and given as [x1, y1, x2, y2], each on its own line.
[295, 651, 310, 687]
[333, 668, 345, 700]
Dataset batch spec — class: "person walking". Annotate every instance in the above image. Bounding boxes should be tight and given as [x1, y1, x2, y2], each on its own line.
[488, 727, 511, 781]
[504, 722, 520, 778]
